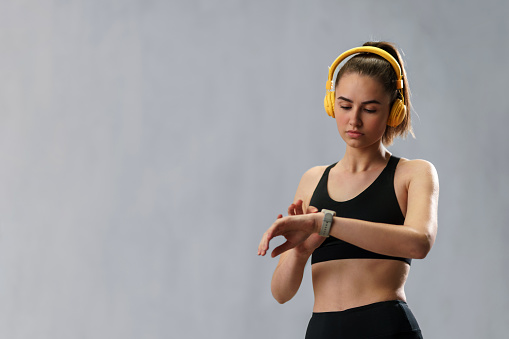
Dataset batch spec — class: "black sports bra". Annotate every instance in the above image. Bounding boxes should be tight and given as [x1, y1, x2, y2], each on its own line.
[310, 156, 411, 265]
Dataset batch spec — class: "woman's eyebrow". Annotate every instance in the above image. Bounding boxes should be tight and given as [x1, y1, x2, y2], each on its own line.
[361, 100, 381, 105]
[337, 96, 381, 105]
[337, 96, 353, 102]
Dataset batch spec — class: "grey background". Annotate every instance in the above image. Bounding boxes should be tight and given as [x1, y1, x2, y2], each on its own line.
[0, 0, 507, 338]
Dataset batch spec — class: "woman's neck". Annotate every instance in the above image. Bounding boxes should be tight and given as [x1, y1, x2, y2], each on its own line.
[340, 142, 390, 173]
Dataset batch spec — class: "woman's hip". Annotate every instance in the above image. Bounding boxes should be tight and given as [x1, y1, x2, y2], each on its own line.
[305, 300, 423, 339]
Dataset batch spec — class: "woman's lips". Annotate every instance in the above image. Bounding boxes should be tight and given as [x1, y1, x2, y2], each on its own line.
[346, 130, 363, 138]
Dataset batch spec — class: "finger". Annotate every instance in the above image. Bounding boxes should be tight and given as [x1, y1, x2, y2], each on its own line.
[294, 200, 304, 215]
[271, 240, 295, 258]
[260, 215, 288, 255]
[258, 231, 272, 256]
[261, 226, 277, 255]
[307, 206, 319, 214]
[258, 214, 287, 256]
[257, 233, 266, 256]
[288, 204, 296, 216]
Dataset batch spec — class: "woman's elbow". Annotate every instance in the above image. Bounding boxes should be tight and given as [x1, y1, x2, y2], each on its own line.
[411, 246, 429, 260]
[410, 234, 433, 259]
[271, 289, 292, 304]
[274, 295, 289, 304]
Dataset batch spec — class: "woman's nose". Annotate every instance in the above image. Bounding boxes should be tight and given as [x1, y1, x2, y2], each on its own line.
[349, 109, 362, 126]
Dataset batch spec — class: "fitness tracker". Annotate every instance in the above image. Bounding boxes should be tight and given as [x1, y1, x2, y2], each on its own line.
[319, 209, 336, 237]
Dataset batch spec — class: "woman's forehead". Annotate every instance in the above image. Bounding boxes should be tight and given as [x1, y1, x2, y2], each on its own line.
[336, 73, 389, 100]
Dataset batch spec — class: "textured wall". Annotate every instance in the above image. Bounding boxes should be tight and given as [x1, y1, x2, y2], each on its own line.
[0, 0, 507, 338]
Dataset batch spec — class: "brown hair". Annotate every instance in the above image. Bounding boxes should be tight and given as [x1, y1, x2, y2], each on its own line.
[334, 41, 414, 145]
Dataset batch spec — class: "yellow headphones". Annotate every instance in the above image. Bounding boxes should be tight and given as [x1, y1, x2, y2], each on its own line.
[324, 46, 407, 127]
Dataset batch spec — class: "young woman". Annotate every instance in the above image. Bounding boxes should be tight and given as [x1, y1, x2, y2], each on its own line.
[258, 42, 439, 338]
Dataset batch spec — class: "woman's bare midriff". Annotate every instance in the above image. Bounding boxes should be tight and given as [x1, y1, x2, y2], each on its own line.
[311, 258, 410, 312]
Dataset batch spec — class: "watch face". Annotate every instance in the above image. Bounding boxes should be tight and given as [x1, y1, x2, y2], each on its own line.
[325, 213, 333, 221]
[322, 209, 336, 217]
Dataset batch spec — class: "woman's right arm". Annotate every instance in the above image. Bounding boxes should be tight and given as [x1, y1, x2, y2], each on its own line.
[270, 236, 312, 304]
[265, 167, 325, 304]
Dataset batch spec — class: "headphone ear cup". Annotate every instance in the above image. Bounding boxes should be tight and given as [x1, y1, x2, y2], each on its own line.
[324, 91, 335, 118]
[387, 99, 406, 127]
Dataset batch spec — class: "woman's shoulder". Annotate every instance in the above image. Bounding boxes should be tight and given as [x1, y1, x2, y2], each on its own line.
[395, 157, 439, 185]
[294, 165, 331, 203]
[396, 157, 437, 172]
[300, 164, 334, 184]
[303, 164, 330, 177]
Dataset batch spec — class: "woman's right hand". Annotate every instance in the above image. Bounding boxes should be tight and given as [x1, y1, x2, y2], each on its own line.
[288, 200, 326, 256]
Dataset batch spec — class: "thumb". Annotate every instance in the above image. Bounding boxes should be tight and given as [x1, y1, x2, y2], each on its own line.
[271, 241, 295, 258]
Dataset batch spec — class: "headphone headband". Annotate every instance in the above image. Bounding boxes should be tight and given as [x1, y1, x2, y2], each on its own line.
[326, 46, 404, 91]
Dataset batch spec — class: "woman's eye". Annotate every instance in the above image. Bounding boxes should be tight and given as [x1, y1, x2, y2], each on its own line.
[340, 106, 352, 110]
[364, 109, 376, 113]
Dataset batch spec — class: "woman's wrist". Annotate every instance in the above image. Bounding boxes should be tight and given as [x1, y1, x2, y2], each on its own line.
[314, 212, 324, 234]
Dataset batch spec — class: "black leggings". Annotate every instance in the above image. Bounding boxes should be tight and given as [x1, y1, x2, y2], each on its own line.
[305, 300, 423, 339]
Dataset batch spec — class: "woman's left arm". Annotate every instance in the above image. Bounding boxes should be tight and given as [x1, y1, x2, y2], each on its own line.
[329, 160, 439, 259]
[260, 160, 439, 259]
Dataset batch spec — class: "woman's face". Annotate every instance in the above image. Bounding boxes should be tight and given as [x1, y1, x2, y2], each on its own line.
[334, 73, 391, 149]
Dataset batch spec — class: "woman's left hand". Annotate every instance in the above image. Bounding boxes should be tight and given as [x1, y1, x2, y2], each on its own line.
[258, 205, 322, 258]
